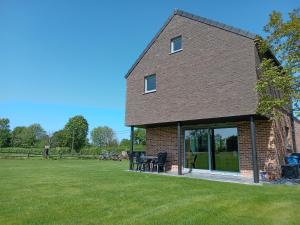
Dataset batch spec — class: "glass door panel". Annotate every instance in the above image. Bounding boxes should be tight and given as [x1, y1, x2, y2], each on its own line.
[213, 128, 239, 172]
[185, 129, 209, 170]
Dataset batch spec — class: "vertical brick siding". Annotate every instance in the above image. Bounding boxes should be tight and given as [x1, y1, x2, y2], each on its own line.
[146, 117, 293, 178]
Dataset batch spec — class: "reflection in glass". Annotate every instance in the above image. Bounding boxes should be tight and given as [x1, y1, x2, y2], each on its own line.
[184, 127, 239, 173]
[213, 128, 239, 172]
[185, 129, 209, 170]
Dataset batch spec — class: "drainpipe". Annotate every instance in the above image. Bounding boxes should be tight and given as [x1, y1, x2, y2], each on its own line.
[177, 122, 182, 175]
[250, 116, 259, 183]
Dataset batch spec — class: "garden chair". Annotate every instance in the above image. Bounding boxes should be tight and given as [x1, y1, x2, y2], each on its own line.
[135, 152, 145, 171]
[191, 154, 198, 169]
[189, 154, 198, 172]
[153, 152, 167, 173]
[140, 157, 152, 172]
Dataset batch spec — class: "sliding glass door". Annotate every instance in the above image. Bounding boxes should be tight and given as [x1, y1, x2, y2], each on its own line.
[184, 129, 209, 170]
[184, 127, 239, 173]
[213, 128, 239, 172]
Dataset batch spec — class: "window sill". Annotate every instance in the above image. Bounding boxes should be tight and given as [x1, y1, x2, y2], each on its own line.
[169, 49, 183, 55]
[144, 90, 156, 95]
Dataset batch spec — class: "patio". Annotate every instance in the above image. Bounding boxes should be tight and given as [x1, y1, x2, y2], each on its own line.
[129, 169, 258, 185]
[128, 150, 261, 185]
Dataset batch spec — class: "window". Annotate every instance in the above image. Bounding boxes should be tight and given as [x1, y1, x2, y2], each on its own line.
[170, 36, 182, 53]
[144, 74, 156, 93]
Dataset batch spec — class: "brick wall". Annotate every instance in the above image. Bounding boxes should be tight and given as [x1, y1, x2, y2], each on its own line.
[146, 117, 293, 178]
[295, 119, 300, 153]
[126, 14, 258, 126]
[146, 126, 184, 171]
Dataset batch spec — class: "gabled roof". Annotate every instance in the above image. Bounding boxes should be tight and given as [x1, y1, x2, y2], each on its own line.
[125, 9, 258, 79]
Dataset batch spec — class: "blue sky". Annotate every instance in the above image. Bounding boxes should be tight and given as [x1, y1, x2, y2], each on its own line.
[0, 0, 298, 140]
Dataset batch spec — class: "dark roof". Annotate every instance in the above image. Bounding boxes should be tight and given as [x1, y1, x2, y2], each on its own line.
[125, 9, 258, 79]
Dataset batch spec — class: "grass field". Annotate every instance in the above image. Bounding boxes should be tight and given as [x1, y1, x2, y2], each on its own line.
[186, 152, 239, 172]
[1, 159, 300, 225]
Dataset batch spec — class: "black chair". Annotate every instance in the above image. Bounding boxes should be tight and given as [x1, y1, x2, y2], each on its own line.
[191, 154, 198, 169]
[135, 152, 146, 171]
[140, 157, 151, 172]
[153, 152, 167, 173]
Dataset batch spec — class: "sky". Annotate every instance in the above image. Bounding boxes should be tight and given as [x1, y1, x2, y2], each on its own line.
[0, 0, 298, 140]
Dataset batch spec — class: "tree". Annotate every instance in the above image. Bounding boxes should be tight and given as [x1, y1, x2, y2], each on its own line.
[50, 130, 68, 148]
[28, 124, 46, 140]
[120, 138, 130, 147]
[134, 128, 146, 145]
[256, 9, 300, 118]
[27, 124, 47, 146]
[226, 135, 238, 152]
[11, 126, 35, 148]
[0, 118, 11, 147]
[64, 115, 89, 152]
[91, 126, 116, 147]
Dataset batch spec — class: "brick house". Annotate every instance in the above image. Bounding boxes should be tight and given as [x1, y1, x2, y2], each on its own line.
[125, 10, 298, 183]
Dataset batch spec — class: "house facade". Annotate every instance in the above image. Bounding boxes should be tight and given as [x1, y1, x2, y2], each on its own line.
[125, 10, 297, 182]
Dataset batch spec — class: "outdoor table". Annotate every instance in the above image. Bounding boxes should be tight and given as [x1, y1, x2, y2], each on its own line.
[142, 156, 158, 160]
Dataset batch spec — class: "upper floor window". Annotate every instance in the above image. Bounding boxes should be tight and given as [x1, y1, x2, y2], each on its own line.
[144, 74, 156, 93]
[170, 36, 182, 53]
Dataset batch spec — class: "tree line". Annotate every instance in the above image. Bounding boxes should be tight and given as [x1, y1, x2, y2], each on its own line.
[0, 115, 145, 152]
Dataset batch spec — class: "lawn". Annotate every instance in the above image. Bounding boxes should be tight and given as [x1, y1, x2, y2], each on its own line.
[1, 160, 300, 225]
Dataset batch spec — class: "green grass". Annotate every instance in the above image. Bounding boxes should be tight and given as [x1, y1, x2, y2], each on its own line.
[1, 159, 300, 225]
[187, 152, 239, 172]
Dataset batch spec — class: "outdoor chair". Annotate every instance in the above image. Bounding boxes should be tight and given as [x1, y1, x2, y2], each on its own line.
[189, 154, 198, 172]
[140, 156, 152, 172]
[135, 152, 145, 171]
[152, 152, 167, 173]
[191, 154, 198, 169]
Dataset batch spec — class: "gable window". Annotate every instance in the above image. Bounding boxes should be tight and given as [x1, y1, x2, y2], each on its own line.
[170, 36, 182, 53]
[144, 74, 156, 93]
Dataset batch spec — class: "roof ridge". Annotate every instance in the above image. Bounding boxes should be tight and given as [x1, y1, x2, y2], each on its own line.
[173, 9, 257, 39]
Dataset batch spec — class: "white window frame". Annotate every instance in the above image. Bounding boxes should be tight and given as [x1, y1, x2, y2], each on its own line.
[170, 36, 182, 54]
[144, 74, 156, 93]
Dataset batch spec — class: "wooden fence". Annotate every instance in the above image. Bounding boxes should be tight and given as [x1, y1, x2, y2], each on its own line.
[0, 151, 99, 159]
